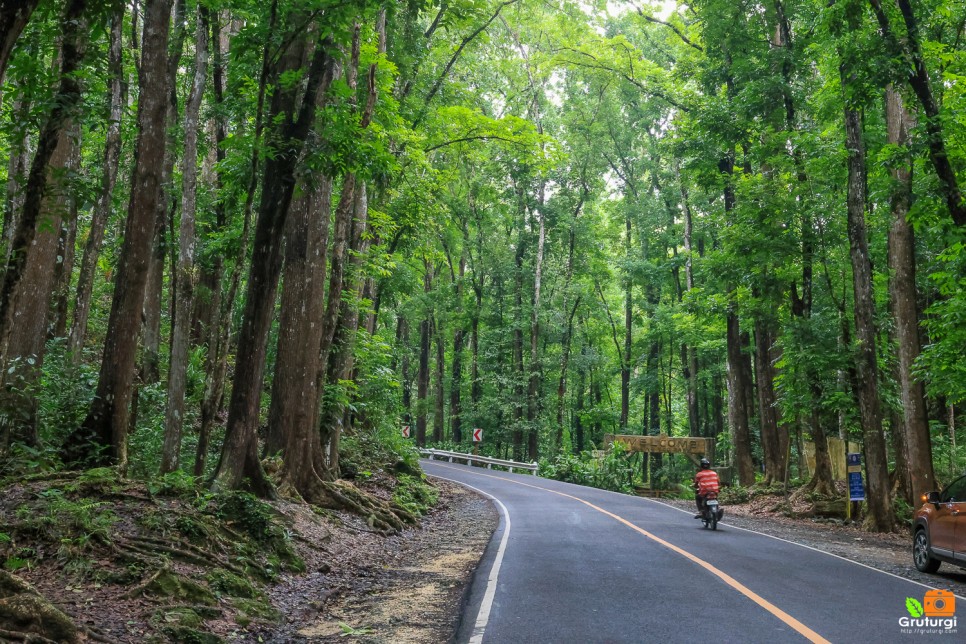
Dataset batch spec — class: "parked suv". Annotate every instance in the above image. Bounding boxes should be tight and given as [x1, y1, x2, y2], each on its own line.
[913, 474, 966, 573]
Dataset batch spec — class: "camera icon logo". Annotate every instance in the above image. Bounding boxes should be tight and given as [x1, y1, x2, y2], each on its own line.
[924, 590, 956, 617]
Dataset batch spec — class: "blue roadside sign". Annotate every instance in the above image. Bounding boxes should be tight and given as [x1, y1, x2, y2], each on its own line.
[846, 452, 865, 501]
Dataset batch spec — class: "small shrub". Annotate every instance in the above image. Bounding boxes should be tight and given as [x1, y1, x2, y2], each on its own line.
[392, 473, 438, 516]
[720, 486, 750, 504]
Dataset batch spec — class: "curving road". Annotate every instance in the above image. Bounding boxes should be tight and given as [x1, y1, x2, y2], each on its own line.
[422, 459, 964, 643]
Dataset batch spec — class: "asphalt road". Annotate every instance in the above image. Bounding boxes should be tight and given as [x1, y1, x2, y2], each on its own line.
[422, 459, 964, 644]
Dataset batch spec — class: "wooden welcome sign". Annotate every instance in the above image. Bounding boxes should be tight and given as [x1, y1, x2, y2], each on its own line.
[603, 434, 712, 456]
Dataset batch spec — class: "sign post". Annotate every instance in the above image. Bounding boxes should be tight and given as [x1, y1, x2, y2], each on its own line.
[402, 425, 410, 439]
[846, 452, 864, 521]
[472, 428, 482, 459]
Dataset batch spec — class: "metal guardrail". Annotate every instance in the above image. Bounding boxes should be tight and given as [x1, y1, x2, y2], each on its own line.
[420, 448, 539, 475]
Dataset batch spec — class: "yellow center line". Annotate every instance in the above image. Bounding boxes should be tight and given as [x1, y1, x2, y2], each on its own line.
[429, 463, 831, 644]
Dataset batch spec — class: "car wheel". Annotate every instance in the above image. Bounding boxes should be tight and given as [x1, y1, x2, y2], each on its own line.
[913, 528, 941, 573]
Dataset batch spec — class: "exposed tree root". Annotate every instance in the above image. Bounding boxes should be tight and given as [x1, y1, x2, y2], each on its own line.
[319, 480, 417, 533]
[123, 566, 168, 600]
[797, 474, 837, 499]
[115, 537, 249, 579]
[274, 462, 416, 534]
[0, 628, 60, 643]
[0, 571, 82, 643]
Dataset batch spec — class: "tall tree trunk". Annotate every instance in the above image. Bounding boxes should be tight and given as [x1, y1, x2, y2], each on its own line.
[433, 316, 445, 443]
[555, 190, 584, 451]
[449, 252, 465, 443]
[1, 125, 77, 451]
[265, 166, 333, 456]
[210, 25, 331, 495]
[195, 8, 254, 478]
[416, 264, 431, 448]
[61, 0, 171, 471]
[264, 162, 334, 496]
[885, 85, 934, 505]
[808, 383, 836, 496]
[727, 309, 755, 485]
[321, 180, 373, 475]
[556, 297, 580, 451]
[512, 231, 525, 461]
[317, 173, 355, 389]
[317, 13, 385, 475]
[841, 58, 895, 531]
[398, 317, 412, 423]
[160, 6, 209, 474]
[754, 322, 787, 485]
[620, 214, 632, 432]
[720, 151, 755, 484]
[0, 0, 89, 372]
[3, 93, 31, 261]
[140, 214, 165, 384]
[679, 171, 700, 437]
[527, 200, 546, 461]
[69, 4, 125, 361]
[140, 0, 187, 390]
[574, 353, 586, 452]
[50, 150, 79, 341]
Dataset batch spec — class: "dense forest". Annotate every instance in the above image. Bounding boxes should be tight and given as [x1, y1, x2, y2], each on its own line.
[0, 0, 964, 535]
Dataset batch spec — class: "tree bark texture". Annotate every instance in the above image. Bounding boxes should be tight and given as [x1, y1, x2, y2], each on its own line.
[527, 200, 546, 461]
[754, 322, 788, 485]
[885, 85, 935, 505]
[727, 309, 755, 485]
[416, 265, 431, 447]
[0, 0, 89, 372]
[621, 214, 631, 432]
[69, 4, 125, 361]
[1, 125, 76, 449]
[160, 5, 209, 474]
[448, 247, 466, 444]
[211, 27, 331, 494]
[842, 71, 895, 531]
[62, 0, 172, 471]
[321, 183, 371, 476]
[433, 316, 445, 443]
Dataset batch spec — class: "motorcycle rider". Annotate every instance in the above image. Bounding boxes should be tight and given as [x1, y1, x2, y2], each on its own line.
[693, 458, 720, 519]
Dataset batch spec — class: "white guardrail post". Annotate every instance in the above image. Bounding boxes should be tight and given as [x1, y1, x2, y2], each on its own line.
[419, 448, 538, 475]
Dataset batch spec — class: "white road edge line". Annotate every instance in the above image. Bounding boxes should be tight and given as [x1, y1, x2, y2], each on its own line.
[645, 497, 966, 600]
[427, 474, 511, 644]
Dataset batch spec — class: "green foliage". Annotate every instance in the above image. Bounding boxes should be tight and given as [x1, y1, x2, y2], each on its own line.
[207, 568, 261, 600]
[540, 443, 632, 493]
[392, 473, 439, 516]
[147, 469, 200, 498]
[719, 486, 751, 505]
[211, 491, 280, 545]
[919, 242, 966, 405]
[37, 338, 99, 449]
[14, 486, 118, 568]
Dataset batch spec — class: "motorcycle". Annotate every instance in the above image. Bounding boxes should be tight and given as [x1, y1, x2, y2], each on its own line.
[700, 493, 724, 530]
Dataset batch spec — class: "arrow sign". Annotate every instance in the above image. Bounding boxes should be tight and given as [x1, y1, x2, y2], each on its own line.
[472, 428, 483, 442]
[402, 425, 411, 438]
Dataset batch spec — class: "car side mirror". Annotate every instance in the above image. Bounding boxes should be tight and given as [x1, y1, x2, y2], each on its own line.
[925, 491, 941, 506]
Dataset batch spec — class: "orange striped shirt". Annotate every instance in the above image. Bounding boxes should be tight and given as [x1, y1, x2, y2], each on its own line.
[695, 469, 720, 496]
